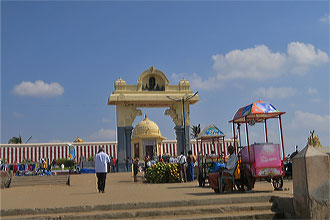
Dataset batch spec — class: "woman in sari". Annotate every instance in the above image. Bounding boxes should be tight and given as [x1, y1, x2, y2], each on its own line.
[187, 151, 195, 181]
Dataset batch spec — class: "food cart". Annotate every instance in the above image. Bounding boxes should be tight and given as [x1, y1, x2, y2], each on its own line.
[196, 124, 226, 187]
[229, 100, 286, 190]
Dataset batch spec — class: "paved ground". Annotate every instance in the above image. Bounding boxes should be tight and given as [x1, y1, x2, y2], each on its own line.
[0, 172, 293, 211]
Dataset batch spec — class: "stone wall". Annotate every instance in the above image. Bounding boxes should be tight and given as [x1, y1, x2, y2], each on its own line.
[292, 145, 330, 219]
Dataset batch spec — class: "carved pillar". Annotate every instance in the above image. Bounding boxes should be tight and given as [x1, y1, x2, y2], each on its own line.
[116, 104, 142, 172]
[165, 104, 191, 155]
[117, 127, 126, 172]
[185, 104, 191, 152]
[124, 126, 133, 172]
[174, 126, 184, 155]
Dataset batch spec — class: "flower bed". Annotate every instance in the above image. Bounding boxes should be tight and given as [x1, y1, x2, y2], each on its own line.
[145, 162, 180, 183]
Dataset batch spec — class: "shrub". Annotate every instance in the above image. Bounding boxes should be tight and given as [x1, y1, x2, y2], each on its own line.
[145, 162, 180, 183]
[88, 156, 94, 162]
[56, 158, 75, 168]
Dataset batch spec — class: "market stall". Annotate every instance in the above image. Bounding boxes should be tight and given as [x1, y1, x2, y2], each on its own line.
[196, 124, 226, 187]
[229, 100, 286, 190]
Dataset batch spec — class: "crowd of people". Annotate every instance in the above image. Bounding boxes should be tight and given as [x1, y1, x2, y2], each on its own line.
[0, 158, 54, 176]
[130, 150, 198, 183]
[1, 145, 239, 194]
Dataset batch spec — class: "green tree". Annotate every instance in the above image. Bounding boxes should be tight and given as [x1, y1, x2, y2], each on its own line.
[190, 124, 201, 139]
[8, 135, 22, 144]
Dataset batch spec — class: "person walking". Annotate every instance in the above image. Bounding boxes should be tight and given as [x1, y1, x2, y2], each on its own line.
[112, 157, 117, 172]
[94, 147, 111, 193]
[125, 157, 130, 172]
[177, 152, 187, 182]
[132, 154, 139, 182]
[187, 151, 195, 182]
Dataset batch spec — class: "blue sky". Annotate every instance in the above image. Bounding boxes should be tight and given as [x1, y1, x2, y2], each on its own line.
[1, 1, 329, 154]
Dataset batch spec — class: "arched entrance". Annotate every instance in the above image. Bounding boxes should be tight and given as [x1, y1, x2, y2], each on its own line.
[131, 115, 165, 161]
[108, 66, 199, 171]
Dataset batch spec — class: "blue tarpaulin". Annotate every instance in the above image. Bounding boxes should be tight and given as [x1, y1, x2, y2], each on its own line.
[212, 162, 225, 173]
[81, 168, 95, 174]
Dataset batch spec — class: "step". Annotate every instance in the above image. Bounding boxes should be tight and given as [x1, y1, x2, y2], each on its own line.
[129, 210, 284, 220]
[10, 182, 69, 186]
[1, 196, 273, 217]
[9, 175, 69, 187]
[3, 202, 278, 220]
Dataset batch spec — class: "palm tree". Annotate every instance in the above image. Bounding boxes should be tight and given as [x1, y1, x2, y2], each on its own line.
[8, 135, 22, 144]
[190, 124, 201, 139]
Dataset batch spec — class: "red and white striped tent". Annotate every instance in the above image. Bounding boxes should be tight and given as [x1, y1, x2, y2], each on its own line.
[0, 139, 236, 164]
[0, 142, 117, 164]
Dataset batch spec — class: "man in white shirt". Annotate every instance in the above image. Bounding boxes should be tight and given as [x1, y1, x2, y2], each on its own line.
[94, 147, 111, 193]
[208, 145, 238, 192]
[222, 146, 238, 176]
[177, 152, 187, 182]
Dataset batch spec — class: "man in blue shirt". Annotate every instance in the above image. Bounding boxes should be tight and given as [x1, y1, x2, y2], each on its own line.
[94, 147, 111, 193]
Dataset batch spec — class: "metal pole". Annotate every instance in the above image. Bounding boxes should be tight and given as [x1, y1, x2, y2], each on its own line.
[182, 98, 186, 155]
[264, 119, 268, 143]
[279, 115, 285, 161]
[167, 91, 198, 156]
[238, 124, 242, 148]
[233, 122, 236, 155]
[245, 117, 251, 165]
[222, 136, 225, 156]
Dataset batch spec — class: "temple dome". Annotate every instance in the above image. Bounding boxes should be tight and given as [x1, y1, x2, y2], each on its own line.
[114, 77, 127, 90]
[132, 115, 165, 139]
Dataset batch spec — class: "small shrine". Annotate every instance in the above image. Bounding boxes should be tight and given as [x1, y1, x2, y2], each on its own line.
[196, 124, 226, 155]
[73, 136, 84, 143]
[131, 115, 166, 161]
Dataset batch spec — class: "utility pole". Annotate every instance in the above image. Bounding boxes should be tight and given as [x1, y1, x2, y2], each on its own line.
[167, 91, 198, 155]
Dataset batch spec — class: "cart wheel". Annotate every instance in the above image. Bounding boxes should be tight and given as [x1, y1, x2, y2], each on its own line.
[272, 177, 283, 190]
[235, 180, 244, 192]
[246, 174, 253, 191]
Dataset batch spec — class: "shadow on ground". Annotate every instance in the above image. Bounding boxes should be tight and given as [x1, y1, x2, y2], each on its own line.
[186, 190, 273, 197]
[167, 186, 201, 189]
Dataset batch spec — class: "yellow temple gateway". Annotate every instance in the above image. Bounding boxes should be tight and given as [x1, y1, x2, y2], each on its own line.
[107, 66, 199, 171]
[131, 115, 165, 161]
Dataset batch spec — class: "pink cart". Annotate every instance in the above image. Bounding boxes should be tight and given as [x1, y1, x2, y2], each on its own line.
[229, 100, 286, 190]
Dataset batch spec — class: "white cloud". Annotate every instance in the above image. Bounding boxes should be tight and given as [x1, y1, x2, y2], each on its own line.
[171, 72, 221, 90]
[171, 73, 185, 82]
[190, 73, 221, 90]
[306, 87, 318, 95]
[254, 87, 297, 99]
[189, 42, 328, 90]
[310, 98, 321, 103]
[287, 42, 329, 73]
[212, 45, 286, 80]
[213, 42, 328, 80]
[13, 80, 64, 97]
[13, 112, 23, 118]
[87, 128, 116, 141]
[289, 111, 330, 132]
[320, 14, 330, 23]
[101, 118, 112, 123]
[49, 139, 62, 143]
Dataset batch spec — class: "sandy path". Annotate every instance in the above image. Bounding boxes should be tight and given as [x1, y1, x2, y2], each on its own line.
[0, 172, 293, 210]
